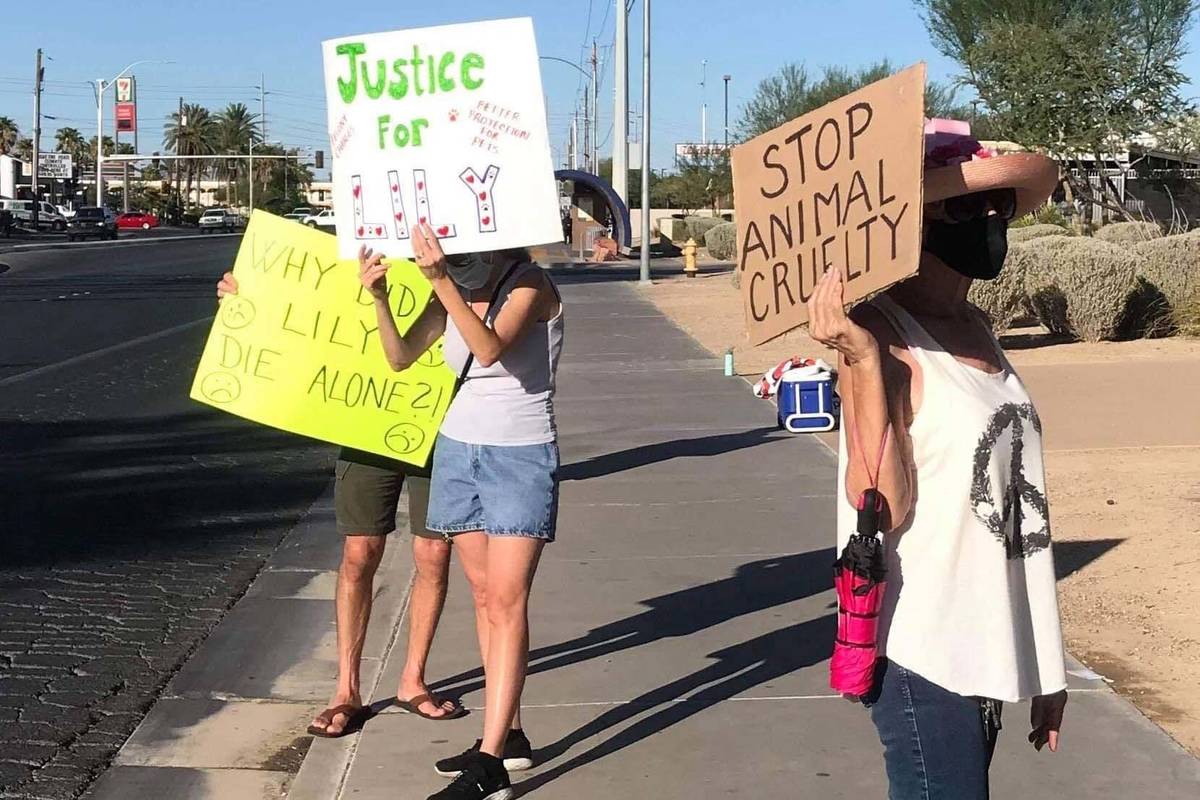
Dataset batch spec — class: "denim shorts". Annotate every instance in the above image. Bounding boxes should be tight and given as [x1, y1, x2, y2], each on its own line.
[426, 433, 559, 541]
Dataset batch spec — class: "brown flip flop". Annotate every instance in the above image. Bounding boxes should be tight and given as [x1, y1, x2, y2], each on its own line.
[394, 693, 468, 721]
[307, 703, 371, 738]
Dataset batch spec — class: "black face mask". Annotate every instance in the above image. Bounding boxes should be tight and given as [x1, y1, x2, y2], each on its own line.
[923, 216, 1009, 280]
[444, 252, 492, 290]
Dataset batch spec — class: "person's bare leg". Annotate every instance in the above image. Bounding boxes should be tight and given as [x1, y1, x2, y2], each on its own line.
[397, 535, 457, 716]
[312, 535, 386, 735]
[479, 537, 544, 757]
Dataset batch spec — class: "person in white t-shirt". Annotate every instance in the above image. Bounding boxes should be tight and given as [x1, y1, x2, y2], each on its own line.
[808, 120, 1069, 800]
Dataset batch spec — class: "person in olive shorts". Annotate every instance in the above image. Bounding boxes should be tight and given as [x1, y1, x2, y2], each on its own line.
[217, 273, 464, 738]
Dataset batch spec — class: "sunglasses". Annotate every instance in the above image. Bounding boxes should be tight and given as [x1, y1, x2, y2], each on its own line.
[940, 188, 1017, 223]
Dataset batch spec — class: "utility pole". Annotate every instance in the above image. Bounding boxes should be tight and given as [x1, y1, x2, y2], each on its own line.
[700, 59, 707, 145]
[591, 41, 599, 174]
[583, 90, 591, 173]
[612, 0, 629, 205]
[570, 112, 578, 170]
[723, 74, 731, 148]
[260, 72, 267, 141]
[95, 78, 104, 207]
[639, 0, 652, 284]
[31, 48, 43, 228]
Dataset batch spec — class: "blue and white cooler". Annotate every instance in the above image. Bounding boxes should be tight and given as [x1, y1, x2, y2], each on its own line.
[776, 364, 840, 433]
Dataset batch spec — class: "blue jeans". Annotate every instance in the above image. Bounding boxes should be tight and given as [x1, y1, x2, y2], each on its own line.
[426, 433, 559, 541]
[864, 660, 1002, 800]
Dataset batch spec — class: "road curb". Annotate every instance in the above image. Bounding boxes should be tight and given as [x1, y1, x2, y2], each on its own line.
[3, 232, 241, 254]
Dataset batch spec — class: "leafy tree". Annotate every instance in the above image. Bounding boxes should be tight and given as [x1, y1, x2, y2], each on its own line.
[13, 137, 33, 163]
[55, 127, 88, 173]
[0, 117, 18, 155]
[915, 0, 1196, 215]
[216, 102, 260, 206]
[1153, 112, 1200, 162]
[163, 104, 218, 207]
[736, 60, 976, 141]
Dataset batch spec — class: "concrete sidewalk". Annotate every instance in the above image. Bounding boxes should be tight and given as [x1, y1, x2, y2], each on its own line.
[90, 273, 1200, 798]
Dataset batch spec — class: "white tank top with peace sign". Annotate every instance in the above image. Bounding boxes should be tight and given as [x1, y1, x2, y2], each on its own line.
[835, 294, 1067, 703]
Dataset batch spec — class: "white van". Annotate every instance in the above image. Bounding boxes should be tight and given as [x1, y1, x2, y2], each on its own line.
[0, 199, 68, 231]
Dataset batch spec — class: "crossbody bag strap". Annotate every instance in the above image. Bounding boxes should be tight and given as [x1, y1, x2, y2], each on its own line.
[455, 261, 525, 384]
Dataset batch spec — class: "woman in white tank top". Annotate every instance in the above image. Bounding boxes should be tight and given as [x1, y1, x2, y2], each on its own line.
[809, 121, 1068, 800]
[360, 223, 563, 800]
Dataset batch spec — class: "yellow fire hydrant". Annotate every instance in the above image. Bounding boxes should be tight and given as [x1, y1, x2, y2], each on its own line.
[682, 238, 698, 278]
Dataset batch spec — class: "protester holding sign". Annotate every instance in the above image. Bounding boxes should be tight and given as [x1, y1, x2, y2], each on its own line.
[214, 270, 466, 738]
[361, 223, 563, 800]
[808, 119, 1068, 799]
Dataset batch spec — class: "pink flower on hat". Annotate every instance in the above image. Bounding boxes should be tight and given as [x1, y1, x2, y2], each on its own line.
[924, 118, 996, 168]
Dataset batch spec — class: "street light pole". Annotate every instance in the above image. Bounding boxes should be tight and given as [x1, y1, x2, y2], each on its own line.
[95, 59, 170, 208]
[700, 59, 707, 145]
[723, 74, 731, 148]
[612, 0, 629, 205]
[32, 49, 43, 228]
[639, 0, 652, 284]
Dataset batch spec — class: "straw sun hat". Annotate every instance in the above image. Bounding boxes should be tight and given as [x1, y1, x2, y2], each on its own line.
[922, 118, 1059, 218]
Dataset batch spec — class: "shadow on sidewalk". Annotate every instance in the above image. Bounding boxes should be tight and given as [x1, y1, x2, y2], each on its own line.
[560, 426, 786, 481]
[434, 549, 835, 701]
[515, 613, 836, 796]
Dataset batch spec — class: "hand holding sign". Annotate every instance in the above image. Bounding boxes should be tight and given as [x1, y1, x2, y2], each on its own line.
[807, 265, 879, 366]
[732, 64, 926, 344]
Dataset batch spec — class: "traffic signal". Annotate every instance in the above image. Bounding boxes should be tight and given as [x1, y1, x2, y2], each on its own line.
[314, 150, 324, 169]
[152, 152, 160, 170]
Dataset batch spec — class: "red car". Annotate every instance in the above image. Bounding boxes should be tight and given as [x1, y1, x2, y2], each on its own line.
[116, 211, 159, 230]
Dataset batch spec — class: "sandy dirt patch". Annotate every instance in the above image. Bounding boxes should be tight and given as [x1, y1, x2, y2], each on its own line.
[641, 268, 1200, 754]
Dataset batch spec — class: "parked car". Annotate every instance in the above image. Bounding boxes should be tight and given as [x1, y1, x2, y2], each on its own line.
[117, 211, 159, 230]
[198, 208, 240, 233]
[66, 207, 118, 241]
[282, 212, 308, 223]
[302, 209, 336, 228]
[0, 199, 68, 231]
[291, 206, 315, 217]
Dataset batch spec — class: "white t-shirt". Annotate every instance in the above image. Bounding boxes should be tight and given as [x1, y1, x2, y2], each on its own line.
[836, 295, 1067, 703]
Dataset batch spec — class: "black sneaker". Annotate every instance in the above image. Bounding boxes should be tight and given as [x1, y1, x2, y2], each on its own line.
[426, 753, 512, 800]
[435, 730, 534, 777]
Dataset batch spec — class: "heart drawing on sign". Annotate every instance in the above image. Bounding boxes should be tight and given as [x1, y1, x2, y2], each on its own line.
[391, 184, 398, 192]
[481, 217, 490, 226]
[357, 225, 364, 236]
[479, 192, 487, 200]
[466, 175, 475, 184]
[417, 181, 424, 190]
[353, 185, 361, 197]
[437, 226, 449, 236]
[375, 226, 382, 235]
[395, 212, 403, 221]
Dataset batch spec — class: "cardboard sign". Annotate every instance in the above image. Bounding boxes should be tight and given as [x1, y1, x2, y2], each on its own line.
[321, 17, 562, 260]
[190, 212, 455, 467]
[732, 64, 926, 344]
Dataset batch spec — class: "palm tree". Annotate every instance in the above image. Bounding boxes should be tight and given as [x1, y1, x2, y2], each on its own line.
[216, 102, 260, 206]
[163, 104, 218, 208]
[13, 138, 34, 163]
[0, 117, 18, 155]
[55, 127, 88, 173]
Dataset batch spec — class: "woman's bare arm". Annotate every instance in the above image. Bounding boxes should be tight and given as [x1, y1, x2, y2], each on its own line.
[807, 268, 915, 531]
[359, 246, 448, 371]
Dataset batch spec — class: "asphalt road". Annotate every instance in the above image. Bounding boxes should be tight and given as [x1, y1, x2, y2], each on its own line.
[0, 237, 335, 798]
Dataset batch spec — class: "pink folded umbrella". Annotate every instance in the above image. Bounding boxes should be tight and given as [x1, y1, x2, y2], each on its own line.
[830, 489, 887, 697]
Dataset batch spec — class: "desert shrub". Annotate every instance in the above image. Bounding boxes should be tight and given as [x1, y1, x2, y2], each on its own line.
[1094, 221, 1164, 244]
[1012, 203, 1071, 229]
[1172, 288, 1200, 337]
[1008, 223, 1070, 243]
[1132, 230, 1200, 331]
[1024, 236, 1136, 342]
[968, 238, 1054, 333]
[704, 222, 737, 261]
[676, 215, 721, 242]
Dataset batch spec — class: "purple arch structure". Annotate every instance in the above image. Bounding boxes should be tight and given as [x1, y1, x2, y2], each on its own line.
[555, 169, 633, 252]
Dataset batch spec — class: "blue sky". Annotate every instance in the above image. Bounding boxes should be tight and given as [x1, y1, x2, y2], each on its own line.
[2, 0, 1199, 179]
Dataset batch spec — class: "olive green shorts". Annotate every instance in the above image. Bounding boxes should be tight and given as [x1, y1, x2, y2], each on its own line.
[334, 447, 438, 539]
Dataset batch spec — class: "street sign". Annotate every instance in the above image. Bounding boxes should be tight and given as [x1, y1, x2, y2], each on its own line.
[38, 152, 72, 180]
[116, 77, 135, 103]
[115, 102, 137, 132]
[674, 142, 730, 162]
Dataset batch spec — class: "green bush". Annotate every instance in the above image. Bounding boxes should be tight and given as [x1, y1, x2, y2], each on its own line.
[1094, 221, 1164, 244]
[1130, 229, 1200, 336]
[969, 237, 1060, 333]
[704, 222, 737, 261]
[1173, 288, 1200, 337]
[674, 215, 721, 242]
[1024, 236, 1136, 341]
[1012, 203, 1071, 229]
[1008, 224, 1070, 243]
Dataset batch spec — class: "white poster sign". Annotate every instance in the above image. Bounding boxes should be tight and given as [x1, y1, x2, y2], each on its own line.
[38, 152, 72, 180]
[322, 17, 562, 259]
